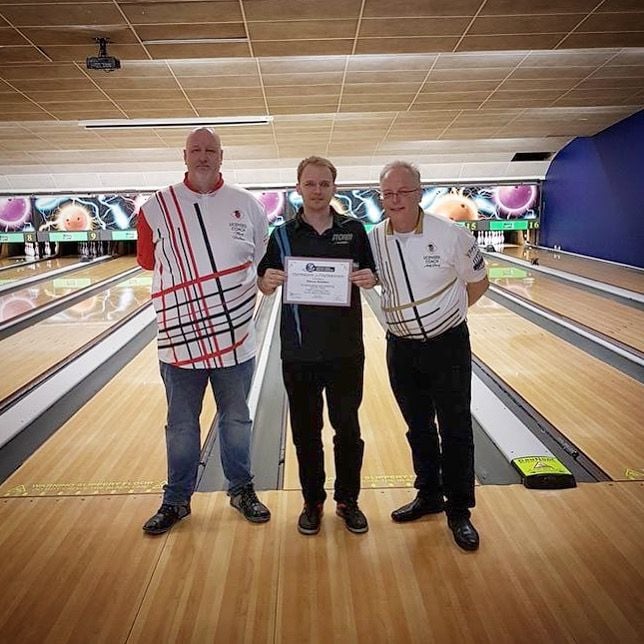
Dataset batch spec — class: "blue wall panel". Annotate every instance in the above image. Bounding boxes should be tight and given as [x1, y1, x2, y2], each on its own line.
[542, 110, 644, 267]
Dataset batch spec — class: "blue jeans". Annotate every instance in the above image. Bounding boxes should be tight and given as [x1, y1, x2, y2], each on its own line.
[159, 358, 255, 505]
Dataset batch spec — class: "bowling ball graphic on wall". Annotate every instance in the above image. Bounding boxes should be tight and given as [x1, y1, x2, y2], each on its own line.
[494, 185, 537, 217]
[252, 191, 285, 224]
[429, 191, 479, 221]
[39, 200, 96, 232]
[57, 203, 94, 231]
[0, 197, 31, 231]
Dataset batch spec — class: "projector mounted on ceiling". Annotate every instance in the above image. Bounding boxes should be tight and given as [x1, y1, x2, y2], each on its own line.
[86, 37, 121, 72]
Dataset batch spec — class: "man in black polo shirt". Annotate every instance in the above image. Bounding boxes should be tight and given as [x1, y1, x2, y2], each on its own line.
[258, 156, 377, 535]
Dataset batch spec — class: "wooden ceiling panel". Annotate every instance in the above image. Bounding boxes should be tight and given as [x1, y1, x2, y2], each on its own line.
[242, 0, 363, 22]
[185, 87, 264, 99]
[119, 1, 243, 24]
[456, 34, 564, 52]
[253, 40, 354, 57]
[358, 17, 470, 38]
[355, 36, 459, 55]
[363, 0, 483, 18]
[169, 60, 259, 76]
[469, 14, 584, 35]
[0, 3, 124, 26]
[145, 43, 251, 60]
[479, 0, 598, 15]
[248, 20, 357, 41]
[559, 32, 644, 49]
[134, 23, 247, 41]
[0, 47, 48, 64]
[262, 72, 344, 86]
[20, 25, 138, 46]
[0, 27, 29, 46]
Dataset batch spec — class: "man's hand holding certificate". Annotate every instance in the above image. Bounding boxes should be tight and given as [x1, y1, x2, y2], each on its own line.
[284, 256, 352, 307]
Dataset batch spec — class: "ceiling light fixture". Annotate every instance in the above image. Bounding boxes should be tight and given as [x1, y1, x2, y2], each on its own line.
[78, 116, 272, 130]
[141, 38, 249, 45]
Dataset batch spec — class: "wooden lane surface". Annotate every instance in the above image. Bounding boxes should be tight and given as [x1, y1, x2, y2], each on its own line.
[0, 256, 78, 283]
[501, 246, 644, 294]
[0, 256, 138, 324]
[0, 274, 152, 401]
[0, 341, 215, 498]
[0, 257, 30, 268]
[469, 297, 644, 481]
[488, 258, 644, 352]
[1, 483, 642, 642]
[282, 300, 418, 493]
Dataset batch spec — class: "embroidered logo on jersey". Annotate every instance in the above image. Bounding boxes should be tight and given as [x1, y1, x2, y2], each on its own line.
[229, 211, 247, 240]
[424, 242, 441, 267]
[332, 233, 353, 245]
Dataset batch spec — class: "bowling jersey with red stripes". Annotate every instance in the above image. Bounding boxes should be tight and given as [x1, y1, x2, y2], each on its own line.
[137, 180, 268, 369]
[368, 209, 486, 340]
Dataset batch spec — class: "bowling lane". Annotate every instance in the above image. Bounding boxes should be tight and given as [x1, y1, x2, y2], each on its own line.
[0, 339, 216, 497]
[501, 246, 644, 294]
[282, 299, 433, 493]
[0, 256, 31, 268]
[487, 258, 644, 353]
[0, 256, 137, 324]
[468, 297, 643, 481]
[0, 256, 79, 285]
[0, 272, 151, 402]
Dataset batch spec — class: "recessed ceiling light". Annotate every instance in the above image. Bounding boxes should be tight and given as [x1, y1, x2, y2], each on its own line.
[78, 116, 272, 130]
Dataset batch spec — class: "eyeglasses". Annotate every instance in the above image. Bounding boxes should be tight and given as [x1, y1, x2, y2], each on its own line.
[379, 188, 420, 201]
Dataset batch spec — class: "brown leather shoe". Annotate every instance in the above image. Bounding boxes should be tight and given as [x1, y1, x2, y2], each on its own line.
[391, 496, 444, 522]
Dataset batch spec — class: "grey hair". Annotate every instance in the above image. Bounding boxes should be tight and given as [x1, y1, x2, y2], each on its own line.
[379, 160, 421, 185]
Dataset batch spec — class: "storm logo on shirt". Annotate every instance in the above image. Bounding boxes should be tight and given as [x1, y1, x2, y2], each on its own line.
[233, 210, 242, 219]
[332, 233, 353, 245]
[424, 242, 440, 267]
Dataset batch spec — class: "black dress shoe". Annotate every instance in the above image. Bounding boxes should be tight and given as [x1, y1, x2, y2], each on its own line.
[391, 496, 444, 522]
[447, 517, 479, 551]
[143, 502, 191, 535]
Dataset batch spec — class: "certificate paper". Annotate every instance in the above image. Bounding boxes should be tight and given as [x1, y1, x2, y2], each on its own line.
[284, 256, 352, 307]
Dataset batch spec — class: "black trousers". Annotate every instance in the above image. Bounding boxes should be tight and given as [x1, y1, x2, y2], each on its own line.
[386, 322, 475, 520]
[282, 355, 365, 506]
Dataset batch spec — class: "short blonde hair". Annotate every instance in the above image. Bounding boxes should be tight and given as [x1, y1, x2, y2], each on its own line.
[297, 156, 337, 182]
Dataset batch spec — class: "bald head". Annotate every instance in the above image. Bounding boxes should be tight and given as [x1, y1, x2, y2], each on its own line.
[183, 127, 223, 193]
[185, 127, 221, 150]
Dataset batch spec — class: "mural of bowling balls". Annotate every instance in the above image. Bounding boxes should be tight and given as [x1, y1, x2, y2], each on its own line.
[429, 193, 479, 221]
[251, 191, 285, 224]
[494, 185, 537, 217]
[0, 197, 31, 231]
[56, 203, 93, 231]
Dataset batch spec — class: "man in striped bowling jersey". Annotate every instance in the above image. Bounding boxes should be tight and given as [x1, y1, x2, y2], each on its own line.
[137, 127, 271, 534]
[369, 161, 489, 551]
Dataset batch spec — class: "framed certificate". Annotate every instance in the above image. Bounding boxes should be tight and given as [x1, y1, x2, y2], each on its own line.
[284, 256, 352, 307]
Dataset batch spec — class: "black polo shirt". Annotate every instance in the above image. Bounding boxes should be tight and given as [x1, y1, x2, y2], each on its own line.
[258, 208, 376, 362]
